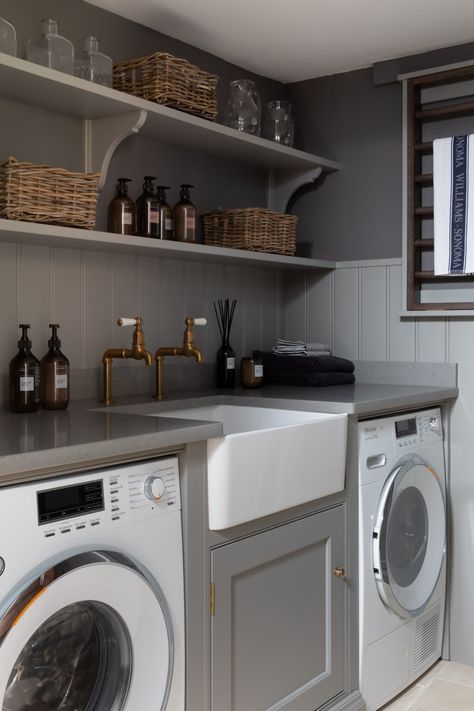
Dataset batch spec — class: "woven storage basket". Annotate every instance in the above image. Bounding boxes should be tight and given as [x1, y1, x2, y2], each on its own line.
[113, 52, 218, 120]
[0, 156, 100, 230]
[202, 208, 298, 256]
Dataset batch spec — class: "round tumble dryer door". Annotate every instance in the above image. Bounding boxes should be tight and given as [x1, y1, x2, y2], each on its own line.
[0, 550, 174, 711]
[372, 455, 446, 618]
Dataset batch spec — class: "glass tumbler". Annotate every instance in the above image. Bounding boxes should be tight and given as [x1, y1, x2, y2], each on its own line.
[263, 100, 294, 146]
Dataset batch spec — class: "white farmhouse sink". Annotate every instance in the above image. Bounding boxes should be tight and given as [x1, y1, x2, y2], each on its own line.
[156, 405, 348, 530]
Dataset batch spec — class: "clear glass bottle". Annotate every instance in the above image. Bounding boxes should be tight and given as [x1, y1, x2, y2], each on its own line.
[40, 324, 70, 410]
[136, 176, 159, 238]
[9, 324, 41, 413]
[156, 185, 174, 240]
[223, 79, 262, 136]
[26, 18, 74, 75]
[0, 17, 17, 57]
[263, 100, 294, 147]
[173, 184, 196, 242]
[75, 35, 113, 87]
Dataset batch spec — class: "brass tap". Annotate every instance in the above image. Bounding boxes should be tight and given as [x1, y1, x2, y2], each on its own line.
[101, 317, 153, 405]
[155, 317, 207, 400]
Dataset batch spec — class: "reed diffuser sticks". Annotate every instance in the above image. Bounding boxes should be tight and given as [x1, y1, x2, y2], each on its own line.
[213, 298, 237, 344]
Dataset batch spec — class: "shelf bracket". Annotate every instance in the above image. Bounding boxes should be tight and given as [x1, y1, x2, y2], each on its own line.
[267, 167, 323, 213]
[83, 110, 148, 191]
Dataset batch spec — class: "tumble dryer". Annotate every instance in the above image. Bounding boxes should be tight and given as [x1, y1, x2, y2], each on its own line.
[358, 407, 446, 710]
[0, 456, 184, 711]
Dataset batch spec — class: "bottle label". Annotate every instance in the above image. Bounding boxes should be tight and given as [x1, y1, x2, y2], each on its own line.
[165, 218, 173, 231]
[20, 376, 35, 392]
[186, 216, 196, 230]
[55, 374, 68, 389]
[122, 209, 133, 225]
[254, 364, 264, 377]
[149, 207, 159, 224]
[226, 357, 236, 370]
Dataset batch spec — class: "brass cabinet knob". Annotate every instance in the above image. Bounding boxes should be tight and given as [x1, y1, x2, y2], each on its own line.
[333, 566, 346, 579]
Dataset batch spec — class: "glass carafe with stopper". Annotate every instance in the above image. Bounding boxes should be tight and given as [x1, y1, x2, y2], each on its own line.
[75, 35, 113, 87]
[0, 17, 17, 56]
[223, 79, 261, 136]
[27, 18, 74, 75]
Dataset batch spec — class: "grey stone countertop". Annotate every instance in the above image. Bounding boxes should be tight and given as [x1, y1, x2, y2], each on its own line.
[0, 381, 458, 485]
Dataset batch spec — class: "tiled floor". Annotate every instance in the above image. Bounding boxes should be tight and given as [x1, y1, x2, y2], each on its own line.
[382, 660, 474, 710]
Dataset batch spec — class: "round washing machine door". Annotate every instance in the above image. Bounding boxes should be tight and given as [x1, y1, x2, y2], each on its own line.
[372, 455, 446, 618]
[0, 551, 173, 711]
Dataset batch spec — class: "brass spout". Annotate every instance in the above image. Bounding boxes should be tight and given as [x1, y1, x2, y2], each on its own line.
[101, 317, 153, 405]
[154, 316, 206, 400]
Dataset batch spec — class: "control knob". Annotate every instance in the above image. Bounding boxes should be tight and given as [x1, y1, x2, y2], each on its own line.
[429, 416, 441, 434]
[144, 476, 166, 502]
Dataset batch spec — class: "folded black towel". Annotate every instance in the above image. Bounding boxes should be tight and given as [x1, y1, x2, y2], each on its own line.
[253, 351, 355, 374]
[262, 370, 355, 387]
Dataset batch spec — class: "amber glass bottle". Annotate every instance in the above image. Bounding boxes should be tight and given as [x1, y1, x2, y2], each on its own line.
[156, 185, 174, 240]
[136, 176, 159, 237]
[108, 178, 135, 235]
[9, 324, 40, 413]
[173, 184, 196, 242]
[40, 324, 70, 410]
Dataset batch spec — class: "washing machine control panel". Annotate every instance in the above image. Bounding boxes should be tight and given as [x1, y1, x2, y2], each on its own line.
[394, 411, 442, 450]
[37, 457, 180, 542]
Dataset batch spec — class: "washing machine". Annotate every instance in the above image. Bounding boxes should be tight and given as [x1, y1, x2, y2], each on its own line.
[358, 407, 446, 710]
[0, 456, 184, 711]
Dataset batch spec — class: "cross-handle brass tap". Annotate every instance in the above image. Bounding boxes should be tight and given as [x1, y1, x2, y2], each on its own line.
[155, 316, 207, 400]
[101, 316, 153, 405]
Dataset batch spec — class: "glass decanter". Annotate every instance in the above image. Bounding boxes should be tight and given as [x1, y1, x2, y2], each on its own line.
[223, 79, 261, 136]
[75, 36, 113, 87]
[263, 100, 294, 147]
[0, 17, 16, 56]
[26, 18, 74, 75]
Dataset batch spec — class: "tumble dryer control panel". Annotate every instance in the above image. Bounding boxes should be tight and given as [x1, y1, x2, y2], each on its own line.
[394, 410, 442, 449]
[37, 457, 180, 542]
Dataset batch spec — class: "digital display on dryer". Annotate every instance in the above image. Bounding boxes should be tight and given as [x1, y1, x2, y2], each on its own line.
[37, 480, 104, 524]
[395, 417, 417, 439]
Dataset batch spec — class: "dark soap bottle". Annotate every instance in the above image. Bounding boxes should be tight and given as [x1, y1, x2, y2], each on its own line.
[173, 183, 196, 242]
[136, 175, 159, 238]
[156, 185, 174, 240]
[40, 324, 70, 410]
[108, 178, 136, 235]
[9, 324, 40, 413]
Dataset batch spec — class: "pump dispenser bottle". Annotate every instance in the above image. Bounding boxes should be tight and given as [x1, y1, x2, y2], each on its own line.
[108, 178, 135, 235]
[136, 176, 159, 238]
[156, 186, 174, 240]
[40, 324, 70, 410]
[173, 184, 196, 242]
[9, 325, 40, 413]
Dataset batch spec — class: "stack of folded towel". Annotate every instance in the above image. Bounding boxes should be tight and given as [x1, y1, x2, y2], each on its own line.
[272, 339, 332, 356]
[254, 348, 355, 387]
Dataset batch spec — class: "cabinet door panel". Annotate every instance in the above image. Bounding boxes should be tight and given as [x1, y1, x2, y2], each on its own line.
[210, 506, 346, 711]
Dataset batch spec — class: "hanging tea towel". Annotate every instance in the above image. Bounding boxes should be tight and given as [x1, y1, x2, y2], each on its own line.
[433, 134, 474, 275]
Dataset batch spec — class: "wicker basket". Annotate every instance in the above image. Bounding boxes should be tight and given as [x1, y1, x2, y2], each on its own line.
[0, 156, 100, 230]
[113, 52, 218, 120]
[202, 208, 298, 256]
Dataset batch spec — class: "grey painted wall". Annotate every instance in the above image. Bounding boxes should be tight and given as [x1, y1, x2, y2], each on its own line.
[0, 0, 289, 403]
[1, 0, 287, 116]
[287, 42, 474, 262]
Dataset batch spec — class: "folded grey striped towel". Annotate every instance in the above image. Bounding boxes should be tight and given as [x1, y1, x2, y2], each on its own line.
[272, 339, 332, 356]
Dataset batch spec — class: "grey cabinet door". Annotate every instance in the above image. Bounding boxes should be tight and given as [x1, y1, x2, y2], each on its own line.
[210, 505, 346, 711]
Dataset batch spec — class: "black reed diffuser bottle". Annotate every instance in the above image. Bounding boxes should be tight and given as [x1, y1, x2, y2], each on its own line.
[214, 298, 237, 388]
